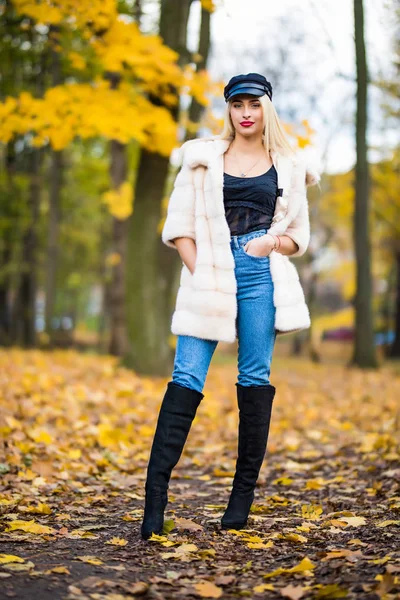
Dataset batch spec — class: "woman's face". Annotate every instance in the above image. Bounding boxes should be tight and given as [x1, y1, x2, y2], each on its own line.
[229, 94, 264, 137]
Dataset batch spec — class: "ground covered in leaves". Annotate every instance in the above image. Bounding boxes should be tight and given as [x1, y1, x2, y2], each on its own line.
[0, 347, 399, 600]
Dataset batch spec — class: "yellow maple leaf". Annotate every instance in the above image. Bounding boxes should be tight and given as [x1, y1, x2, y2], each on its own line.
[0, 554, 25, 564]
[68, 449, 81, 459]
[193, 581, 223, 598]
[253, 583, 275, 593]
[6, 519, 56, 535]
[263, 557, 316, 579]
[213, 468, 235, 477]
[301, 504, 323, 520]
[337, 516, 366, 527]
[22, 503, 52, 514]
[45, 566, 70, 574]
[76, 555, 104, 565]
[247, 541, 274, 549]
[105, 537, 128, 546]
[273, 477, 293, 485]
[376, 520, 400, 528]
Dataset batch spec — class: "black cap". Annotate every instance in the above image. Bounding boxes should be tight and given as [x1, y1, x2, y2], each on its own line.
[224, 72, 273, 102]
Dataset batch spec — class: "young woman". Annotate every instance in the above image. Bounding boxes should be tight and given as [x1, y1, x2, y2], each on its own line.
[141, 72, 320, 540]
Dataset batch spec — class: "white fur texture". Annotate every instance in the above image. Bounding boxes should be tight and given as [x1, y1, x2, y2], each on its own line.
[162, 137, 320, 343]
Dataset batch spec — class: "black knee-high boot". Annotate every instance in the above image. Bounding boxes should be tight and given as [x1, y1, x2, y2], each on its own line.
[221, 382, 275, 530]
[141, 381, 204, 540]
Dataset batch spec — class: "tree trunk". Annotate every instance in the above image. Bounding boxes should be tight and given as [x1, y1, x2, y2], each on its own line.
[0, 143, 17, 347]
[0, 245, 12, 346]
[389, 250, 400, 357]
[186, 5, 211, 139]
[12, 20, 46, 347]
[45, 149, 63, 340]
[14, 148, 42, 347]
[125, 152, 172, 373]
[124, 0, 196, 374]
[350, 0, 378, 368]
[45, 25, 64, 343]
[133, 0, 143, 23]
[96, 216, 111, 354]
[102, 68, 130, 357]
[108, 138, 129, 356]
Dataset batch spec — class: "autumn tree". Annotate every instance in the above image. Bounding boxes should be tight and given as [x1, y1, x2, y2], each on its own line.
[0, 0, 213, 354]
[124, 0, 214, 375]
[351, 0, 378, 368]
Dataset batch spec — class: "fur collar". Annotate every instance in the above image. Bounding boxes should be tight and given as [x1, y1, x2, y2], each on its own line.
[171, 137, 320, 188]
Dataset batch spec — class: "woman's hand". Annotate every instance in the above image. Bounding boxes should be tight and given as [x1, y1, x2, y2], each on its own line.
[243, 234, 275, 257]
[173, 237, 197, 274]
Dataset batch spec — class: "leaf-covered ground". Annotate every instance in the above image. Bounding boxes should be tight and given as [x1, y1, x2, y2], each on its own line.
[0, 347, 399, 600]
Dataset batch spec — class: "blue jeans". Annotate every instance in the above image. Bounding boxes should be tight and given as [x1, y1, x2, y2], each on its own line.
[171, 228, 277, 393]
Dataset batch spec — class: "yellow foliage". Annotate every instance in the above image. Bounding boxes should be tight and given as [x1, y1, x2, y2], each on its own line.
[200, 0, 217, 13]
[13, 0, 116, 29]
[101, 181, 134, 220]
[0, 76, 179, 154]
[91, 19, 183, 104]
[67, 52, 86, 70]
[105, 252, 122, 267]
[182, 65, 212, 107]
[1, 1, 219, 153]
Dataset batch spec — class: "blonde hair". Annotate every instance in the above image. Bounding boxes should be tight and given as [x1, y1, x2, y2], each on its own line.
[199, 93, 296, 158]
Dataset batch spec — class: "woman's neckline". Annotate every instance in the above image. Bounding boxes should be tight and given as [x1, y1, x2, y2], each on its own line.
[224, 164, 275, 179]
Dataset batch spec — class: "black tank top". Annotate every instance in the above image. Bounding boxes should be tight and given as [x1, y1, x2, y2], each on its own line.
[223, 165, 278, 236]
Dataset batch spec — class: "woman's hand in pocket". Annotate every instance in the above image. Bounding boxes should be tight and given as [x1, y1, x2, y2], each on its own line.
[244, 234, 274, 257]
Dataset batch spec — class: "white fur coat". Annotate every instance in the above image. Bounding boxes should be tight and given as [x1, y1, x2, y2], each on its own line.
[161, 137, 320, 343]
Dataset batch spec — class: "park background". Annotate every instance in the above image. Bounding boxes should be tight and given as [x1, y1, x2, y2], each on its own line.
[1, 0, 399, 370]
[0, 1, 399, 599]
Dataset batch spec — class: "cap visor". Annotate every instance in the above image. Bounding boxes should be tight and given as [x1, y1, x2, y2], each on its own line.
[228, 86, 265, 100]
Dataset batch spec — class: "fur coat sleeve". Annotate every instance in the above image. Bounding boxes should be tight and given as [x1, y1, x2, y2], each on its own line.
[161, 160, 196, 250]
[283, 158, 312, 257]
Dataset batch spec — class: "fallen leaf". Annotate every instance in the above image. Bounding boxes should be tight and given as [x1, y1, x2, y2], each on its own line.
[0, 554, 25, 564]
[193, 581, 223, 598]
[75, 555, 104, 565]
[5, 519, 56, 535]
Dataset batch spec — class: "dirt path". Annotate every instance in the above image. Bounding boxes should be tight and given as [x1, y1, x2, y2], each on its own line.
[1, 349, 399, 599]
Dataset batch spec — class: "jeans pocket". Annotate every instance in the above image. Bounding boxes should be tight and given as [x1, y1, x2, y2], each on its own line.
[240, 245, 270, 260]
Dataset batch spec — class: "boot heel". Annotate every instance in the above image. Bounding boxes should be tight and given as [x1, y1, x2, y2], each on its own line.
[221, 490, 254, 530]
[141, 489, 168, 540]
